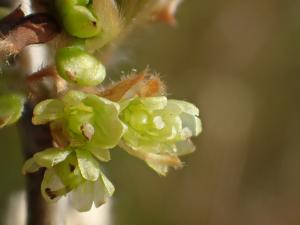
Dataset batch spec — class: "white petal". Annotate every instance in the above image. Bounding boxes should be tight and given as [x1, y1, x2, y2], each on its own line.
[168, 100, 199, 116]
[146, 161, 169, 176]
[140, 97, 167, 110]
[70, 181, 94, 212]
[153, 116, 165, 129]
[100, 172, 115, 197]
[175, 139, 196, 156]
[93, 177, 106, 207]
[89, 148, 111, 162]
[180, 113, 202, 136]
[41, 169, 65, 202]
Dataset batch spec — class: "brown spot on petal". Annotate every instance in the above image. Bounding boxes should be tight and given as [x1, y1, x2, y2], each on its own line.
[0, 116, 10, 128]
[50, 122, 70, 148]
[45, 188, 57, 200]
[65, 70, 77, 82]
[80, 123, 95, 141]
[69, 164, 75, 172]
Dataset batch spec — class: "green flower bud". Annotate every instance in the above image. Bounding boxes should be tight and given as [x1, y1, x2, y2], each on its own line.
[55, 47, 106, 86]
[0, 94, 25, 128]
[56, 0, 100, 38]
[63, 6, 100, 38]
[119, 97, 202, 175]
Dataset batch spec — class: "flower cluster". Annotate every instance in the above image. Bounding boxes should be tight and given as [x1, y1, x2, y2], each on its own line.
[23, 74, 202, 211]
[0, 0, 202, 212]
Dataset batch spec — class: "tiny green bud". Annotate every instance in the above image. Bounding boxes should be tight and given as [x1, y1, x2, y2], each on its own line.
[63, 6, 100, 38]
[56, 0, 100, 38]
[55, 47, 106, 86]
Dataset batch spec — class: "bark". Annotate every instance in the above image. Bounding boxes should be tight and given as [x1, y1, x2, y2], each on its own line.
[19, 103, 53, 225]
[0, 6, 60, 62]
[0, 0, 60, 224]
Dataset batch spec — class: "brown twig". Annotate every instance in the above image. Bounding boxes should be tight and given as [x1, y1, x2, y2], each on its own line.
[26, 65, 57, 82]
[0, 5, 24, 35]
[0, 2, 60, 225]
[3, 13, 60, 54]
[0, 7, 60, 61]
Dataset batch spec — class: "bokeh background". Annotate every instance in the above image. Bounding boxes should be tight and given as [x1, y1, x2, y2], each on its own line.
[1, 0, 300, 224]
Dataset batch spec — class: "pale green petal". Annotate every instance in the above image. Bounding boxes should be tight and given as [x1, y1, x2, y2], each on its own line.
[70, 181, 94, 212]
[34, 148, 72, 168]
[54, 154, 83, 189]
[22, 158, 41, 175]
[0, 94, 25, 128]
[120, 97, 136, 111]
[146, 161, 169, 176]
[89, 147, 111, 162]
[122, 126, 148, 149]
[32, 99, 64, 125]
[76, 149, 100, 181]
[100, 171, 115, 197]
[120, 141, 182, 172]
[140, 97, 167, 110]
[164, 101, 182, 115]
[67, 111, 93, 136]
[175, 139, 196, 156]
[180, 113, 202, 136]
[93, 177, 105, 207]
[148, 115, 182, 141]
[62, 90, 86, 105]
[92, 172, 115, 207]
[168, 100, 199, 116]
[84, 95, 126, 149]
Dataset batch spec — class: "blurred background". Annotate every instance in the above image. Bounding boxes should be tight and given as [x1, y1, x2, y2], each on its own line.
[1, 0, 300, 224]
